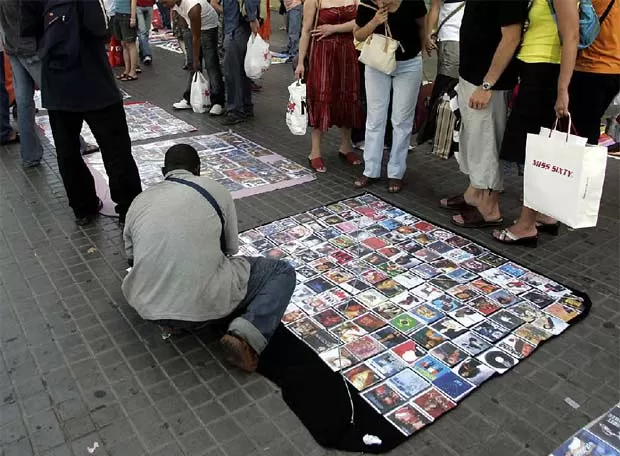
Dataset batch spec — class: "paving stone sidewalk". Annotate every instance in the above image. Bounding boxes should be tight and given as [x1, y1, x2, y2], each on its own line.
[1, 17, 619, 456]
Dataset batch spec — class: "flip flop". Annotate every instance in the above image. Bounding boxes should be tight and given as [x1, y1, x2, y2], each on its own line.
[440, 194, 473, 211]
[121, 75, 138, 81]
[493, 228, 538, 247]
[388, 178, 403, 193]
[452, 207, 503, 228]
[116, 73, 127, 80]
[353, 175, 379, 189]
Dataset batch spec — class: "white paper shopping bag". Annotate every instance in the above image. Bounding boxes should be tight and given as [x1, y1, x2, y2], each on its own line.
[523, 119, 607, 229]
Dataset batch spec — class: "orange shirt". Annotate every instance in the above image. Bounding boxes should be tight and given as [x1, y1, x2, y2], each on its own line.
[575, 0, 620, 73]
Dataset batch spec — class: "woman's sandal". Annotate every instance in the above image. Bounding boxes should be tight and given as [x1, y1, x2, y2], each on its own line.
[439, 194, 473, 211]
[121, 74, 138, 81]
[308, 157, 327, 173]
[116, 73, 128, 80]
[493, 228, 539, 247]
[513, 219, 560, 236]
[354, 175, 379, 189]
[388, 178, 403, 193]
[339, 150, 362, 165]
[452, 207, 503, 228]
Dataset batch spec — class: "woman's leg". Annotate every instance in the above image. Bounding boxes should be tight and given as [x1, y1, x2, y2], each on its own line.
[122, 42, 130, 76]
[363, 65, 391, 179]
[387, 56, 423, 180]
[310, 128, 323, 160]
[339, 127, 354, 154]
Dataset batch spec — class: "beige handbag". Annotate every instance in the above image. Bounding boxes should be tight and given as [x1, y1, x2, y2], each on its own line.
[358, 3, 402, 75]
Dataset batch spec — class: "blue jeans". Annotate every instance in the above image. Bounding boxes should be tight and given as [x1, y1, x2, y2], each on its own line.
[136, 6, 153, 60]
[229, 258, 296, 354]
[223, 24, 253, 116]
[183, 28, 226, 106]
[8, 54, 43, 167]
[286, 5, 302, 57]
[156, 2, 171, 29]
[363, 55, 423, 180]
[156, 258, 296, 354]
[0, 52, 14, 143]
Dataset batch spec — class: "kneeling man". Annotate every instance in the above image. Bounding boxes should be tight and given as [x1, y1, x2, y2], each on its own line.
[122, 144, 296, 372]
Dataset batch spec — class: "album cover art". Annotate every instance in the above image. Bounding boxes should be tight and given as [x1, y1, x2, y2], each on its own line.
[430, 342, 469, 367]
[393, 272, 424, 290]
[530, 315, 570, 335]
[355, 313, 388, 332]
[374, 302, 405, 321]
[448, 306, 486, 327]
[498, 262, 528, 278]
[336, 300, 368, 319]
[469, 278, 500, 294]
[506, 301, 543, 323]
[412, 355, 451, 382]
[331, 321, 367, 343]
[362, 382, 406, 414]
[282, 304, 306, 324]
[551, 429, 618, 456]
[447, 268, 478, 284]
[392, 340, 426, 364]
[371, 326, 409, 349]
[288, 317, 321, 338]
[410, 304, 444, 325]
[344, 363, 383, 391]
[391, 313, 421, 334]
[411, 263, 441, 279]
[411, 327, 446, 350]
[451, 332, 492, 356]
[496, 335, 535, 360]
[376, 278, 407, 298]
[543, 303, 581, 322]
[453, 358, 495, 386]
[477, 349, 519, 374]
[556, 294, 587, 311]
[387, 368, 431, 400]
[413, 388, 457, 419]
[319, 347, 358, 371]
[472, 320, 511, 343]
[468, 296, 501, 316]
[392, 293, 425, 310]
[429, 294, 464, 313]
[356, 289, 388, 307]
[385, 404, 431, 436]
[489, 310, 526, 331]
[393, 253, 422, 269]
[303, 329, 340, 353]
[314, 309, 345, 328]
[345, 335, 385, 360]
[513, 324, 553, 346]
[432, 371, 475, 401]
[340, 278, 372, 295]
[431, 318, 467, 339]
[587, 405, 620, 451]
[447, 285, 479, 302]
[411, 283, 444, 301]
[367, 351, 407, 378]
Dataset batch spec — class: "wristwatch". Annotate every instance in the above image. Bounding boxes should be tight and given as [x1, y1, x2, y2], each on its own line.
[481, 81, 494, 91]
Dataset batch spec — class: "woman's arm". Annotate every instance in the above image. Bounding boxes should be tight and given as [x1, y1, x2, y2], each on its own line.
[425, 0, 441, 52]
[294, 0, 318, 78]
[553, 0, 579, 117]
[354, 7, 387, 41]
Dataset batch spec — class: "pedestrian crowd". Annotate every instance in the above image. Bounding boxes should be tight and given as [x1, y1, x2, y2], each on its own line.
[0, 0, 618, 370]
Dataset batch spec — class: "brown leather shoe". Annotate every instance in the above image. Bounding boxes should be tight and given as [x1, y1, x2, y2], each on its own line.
[220, 334, 259, 372]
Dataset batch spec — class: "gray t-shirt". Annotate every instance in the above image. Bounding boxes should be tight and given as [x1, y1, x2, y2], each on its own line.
[174, 0, 219, 30]
[122, 170, 251, 322]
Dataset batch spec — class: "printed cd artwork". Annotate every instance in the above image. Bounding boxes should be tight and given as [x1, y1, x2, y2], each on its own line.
[83, 132, 315, 198]
[241, 194, 587, 437]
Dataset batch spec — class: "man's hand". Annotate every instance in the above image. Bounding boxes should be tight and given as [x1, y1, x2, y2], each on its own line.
[469, 88, 492, 110]
[130, 16, 137, 28]
[193, 62, 202, 73]
[424, 34, 437, 56]
[250, 19, 260, 35]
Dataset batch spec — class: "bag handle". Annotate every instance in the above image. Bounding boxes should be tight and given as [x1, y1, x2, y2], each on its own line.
[308, 0, 322, 61]
[432, 2, 465, 41]
[550, 114, 580, 142]
[600, 0, 616, 24]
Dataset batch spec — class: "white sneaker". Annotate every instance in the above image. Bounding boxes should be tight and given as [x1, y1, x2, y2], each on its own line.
[209, 104, 223, 116]
[173, 99, 191, 110]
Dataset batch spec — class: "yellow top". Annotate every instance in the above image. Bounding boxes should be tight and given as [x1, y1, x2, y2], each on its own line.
[518, 0, 562, 64]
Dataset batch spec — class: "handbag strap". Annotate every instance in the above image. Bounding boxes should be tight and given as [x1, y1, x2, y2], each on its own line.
[434, 2, 465, 39]
[165, 176, 227, 254]
[358, 1, 402, 49]
[308, 0, 322, 60]
[600, 0, 616, 24]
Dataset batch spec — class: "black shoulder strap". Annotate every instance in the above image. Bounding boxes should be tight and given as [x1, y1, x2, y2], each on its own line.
[600, 0, 616, 24]
[435, 2, 465, 38]
[166, 177, 227, 253]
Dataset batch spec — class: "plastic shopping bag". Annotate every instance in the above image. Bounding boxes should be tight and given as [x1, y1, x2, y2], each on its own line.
[286, 81, 307, 136]
[244, 34, 271, 81]
[523, 117, 607, 229]
[190, 72, 211, 114]
[108, 37, 124, 68]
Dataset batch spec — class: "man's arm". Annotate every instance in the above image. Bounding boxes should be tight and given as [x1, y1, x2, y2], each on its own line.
[425, 0, 441, 55]
[244, 0, 261, 34]
[223, 193, 240, 256]
[188, 5, 202, 72]
[469, 22, 522, 110]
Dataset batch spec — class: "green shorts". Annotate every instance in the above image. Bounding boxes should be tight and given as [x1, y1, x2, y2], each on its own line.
[112, 13, 138, 42]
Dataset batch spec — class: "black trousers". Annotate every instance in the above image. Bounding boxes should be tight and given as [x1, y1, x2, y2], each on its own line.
[569, 71, 620, 145]
[48, 102, 142, 219]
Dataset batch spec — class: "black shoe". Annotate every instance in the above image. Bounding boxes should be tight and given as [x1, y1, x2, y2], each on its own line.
[220, 113, 245, 126]
[75, 199, 103, 226]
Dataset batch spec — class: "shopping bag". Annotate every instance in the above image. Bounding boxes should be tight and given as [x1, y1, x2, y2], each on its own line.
[244, 34, 271, 81]
[523, 117, 607, 229]
[190, 72, 211, 113]
[108, 37, 124, 68]
[286, 81, 307, 135]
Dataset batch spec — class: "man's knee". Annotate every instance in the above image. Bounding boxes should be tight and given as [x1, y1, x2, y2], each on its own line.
[277, 261, 297, 293]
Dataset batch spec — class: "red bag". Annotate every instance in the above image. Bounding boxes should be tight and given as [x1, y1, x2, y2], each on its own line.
[108, 37, 124, 68]
[4, 53, 14, 106]
[152, 8, 163, 29]
[414, 81, 434, 134]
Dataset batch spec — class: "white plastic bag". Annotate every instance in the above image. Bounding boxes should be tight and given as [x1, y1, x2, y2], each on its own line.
[523, 118, 607, 229]
[244, 34, 271, 81]
[34, 90, 43, 110]
[190, 72, 210, 113]
[286, 81, 307, 135]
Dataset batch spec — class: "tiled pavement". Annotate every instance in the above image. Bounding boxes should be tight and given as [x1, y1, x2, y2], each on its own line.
[1, 19, 619, 456]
